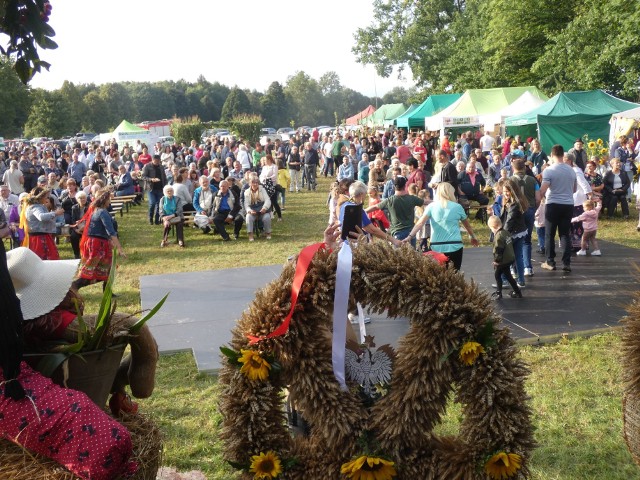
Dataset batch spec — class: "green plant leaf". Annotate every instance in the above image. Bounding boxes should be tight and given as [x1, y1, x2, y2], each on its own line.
[86, 251, 117, 351]
[36, 353, 67, 377]
[220, 346, 242, 365]
[227, 460, 248, 471]
[129, 292, 169, 334]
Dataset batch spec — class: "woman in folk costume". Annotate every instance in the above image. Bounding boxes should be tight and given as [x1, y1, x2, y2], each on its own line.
[71, 188, 126, 291]
[23, 186, 64, 260]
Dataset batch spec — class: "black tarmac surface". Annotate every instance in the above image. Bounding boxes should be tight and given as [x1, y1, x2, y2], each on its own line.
[141, 240, 637, 373]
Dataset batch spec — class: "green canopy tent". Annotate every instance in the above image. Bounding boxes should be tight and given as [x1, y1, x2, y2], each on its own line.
[505, 90, 639, 150]
[360, 103, 406, 127]
[396, 93, 462, 129]
[392, 104, 418, 128]
[103, 120, 158, 148]
[425, 86, 547, 134]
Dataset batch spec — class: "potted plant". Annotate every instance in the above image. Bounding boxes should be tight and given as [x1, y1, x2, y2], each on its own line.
[24, 253, 168, 407]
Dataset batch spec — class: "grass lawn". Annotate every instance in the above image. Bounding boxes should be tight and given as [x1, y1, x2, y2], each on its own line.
[53, 177, 640, 479]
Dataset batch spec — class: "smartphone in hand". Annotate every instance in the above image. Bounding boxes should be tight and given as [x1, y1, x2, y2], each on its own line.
[341, 204, 363, 241]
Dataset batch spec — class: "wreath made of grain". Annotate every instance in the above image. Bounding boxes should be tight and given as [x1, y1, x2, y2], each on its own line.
[219, 241, 535, 479]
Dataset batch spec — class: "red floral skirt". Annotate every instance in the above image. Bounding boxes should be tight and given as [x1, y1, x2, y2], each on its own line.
[79, 236, 112, 282]
[28, 233, 59, 260]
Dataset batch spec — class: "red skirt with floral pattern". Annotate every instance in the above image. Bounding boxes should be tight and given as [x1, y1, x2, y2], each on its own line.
[79, 236, 112, 282]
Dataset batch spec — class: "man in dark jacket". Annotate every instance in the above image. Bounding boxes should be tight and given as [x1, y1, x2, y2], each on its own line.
[303, 142, 319, 191]
[141, 155, 168, 225]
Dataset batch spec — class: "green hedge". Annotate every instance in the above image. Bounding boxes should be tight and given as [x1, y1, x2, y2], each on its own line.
[172, 115, 263, 145]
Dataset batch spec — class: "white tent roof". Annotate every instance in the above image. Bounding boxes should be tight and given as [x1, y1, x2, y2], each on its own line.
[611, 105, 640, 121]
[480, 91, 548, 129]
[609, 106, 640, 144]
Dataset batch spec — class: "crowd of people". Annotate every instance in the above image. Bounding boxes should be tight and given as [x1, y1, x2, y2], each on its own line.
[1, 126, 639, 299]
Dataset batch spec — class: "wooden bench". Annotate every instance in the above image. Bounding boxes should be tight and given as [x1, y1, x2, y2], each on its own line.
[466, 201, 489, 224]
[183, 211, 197, 228]
[113, 194, 138, 213]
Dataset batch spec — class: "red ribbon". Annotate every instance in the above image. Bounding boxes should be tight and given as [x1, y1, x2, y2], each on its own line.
[247, 242, 326, 344]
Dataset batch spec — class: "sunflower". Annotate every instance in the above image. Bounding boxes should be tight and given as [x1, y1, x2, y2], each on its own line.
[459, 341, 485, 366]
[341, 455, 397, 480]
[600, 148, 608, 155]
[588, 141, 596, 149]
[597, 138, 604, 146]
[249, 451, 282, 479]
[484, 452, 522, 479]
[239, 349, 271, 381]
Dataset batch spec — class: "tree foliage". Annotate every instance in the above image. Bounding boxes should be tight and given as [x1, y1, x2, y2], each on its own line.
[354, 0, 640, 99]
[0, 59, 31, 137]
[20, 71, 375, 137]
[261, 81, 288, 127]
[221, 87, 252, 121]
[24, 89, 72, 138]
[0, 0, 57, 83]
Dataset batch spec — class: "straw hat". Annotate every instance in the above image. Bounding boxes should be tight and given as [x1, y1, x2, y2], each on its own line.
[6, 247, 79, 320]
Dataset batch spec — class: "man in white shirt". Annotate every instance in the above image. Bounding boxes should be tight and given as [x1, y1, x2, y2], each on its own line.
[479, 131, 496, 155]
[2, 160, 24, 194]
[539, 145, 577, 273]
[0, 184, 19, 219]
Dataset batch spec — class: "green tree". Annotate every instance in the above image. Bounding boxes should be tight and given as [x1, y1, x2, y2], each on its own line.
[261, 81, 288, 127]
[284, 71, 324, 126]
[481, 0, 578, 88]
[532, 0, 640, 99]
[382, 86, 415, 105]
[59, 80, 84, 133]
[245, 89, 263, 118]
[99, 83, 134, 129]
[221, 87, 252, 121]
[353, 0, 467, 89]
[0, 0, 57, 83]
[24, 89, 73, 138]
[82, 91, 110, 133]
[128, 82, 176, 121]
[0, 59, 31, 137]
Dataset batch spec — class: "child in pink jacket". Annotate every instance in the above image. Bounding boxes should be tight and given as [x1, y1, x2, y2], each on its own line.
[572, 199, 602, 256]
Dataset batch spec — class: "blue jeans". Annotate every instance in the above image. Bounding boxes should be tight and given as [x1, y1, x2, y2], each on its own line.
[536, 226, 545, 251]
[523, 207, 535, 269]
[503, 234, 525, 285]
[393, 227, 416, 248]
[148, 189, 162, 224]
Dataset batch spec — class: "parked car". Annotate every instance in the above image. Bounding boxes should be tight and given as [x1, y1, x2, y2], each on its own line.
[74, 132, 97, 143]
[159, 135, 175, 147]
[259, 133, 282, 146]
[276, 127, 295, 135]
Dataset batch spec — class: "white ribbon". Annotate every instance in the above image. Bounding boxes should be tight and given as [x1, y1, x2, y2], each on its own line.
[332, 240, 352, 391]
[356, 302, 366, 344]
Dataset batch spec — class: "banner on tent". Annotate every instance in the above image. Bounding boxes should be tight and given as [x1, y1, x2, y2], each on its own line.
[443, 116, 480, 127]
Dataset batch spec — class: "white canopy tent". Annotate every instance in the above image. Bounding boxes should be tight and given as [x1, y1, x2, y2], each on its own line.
[609, 106, 640, 144]
[479, 91, 548, 133]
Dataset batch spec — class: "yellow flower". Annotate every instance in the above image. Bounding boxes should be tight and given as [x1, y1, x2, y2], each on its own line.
[484, 452, 522, 479]
[249, 451, 282, 479]
[341, 455, 397, 480]
[597, 138, 604, 146]
[459, 341, 485, 366]
[600, 148, 608, 155]
[239, 349, 271, 381]
[588, 141, 596, 149]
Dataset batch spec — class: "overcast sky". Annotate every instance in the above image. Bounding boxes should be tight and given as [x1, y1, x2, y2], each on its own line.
[29, 0, 415, 97]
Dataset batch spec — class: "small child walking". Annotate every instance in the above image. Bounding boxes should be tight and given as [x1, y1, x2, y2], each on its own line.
[534, 196, 546, 254]
[572, 199, 602, 256]
[488, 215, 522, 299]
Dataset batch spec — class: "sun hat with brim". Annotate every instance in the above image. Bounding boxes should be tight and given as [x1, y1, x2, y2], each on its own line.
[6, 247, 80, 321]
